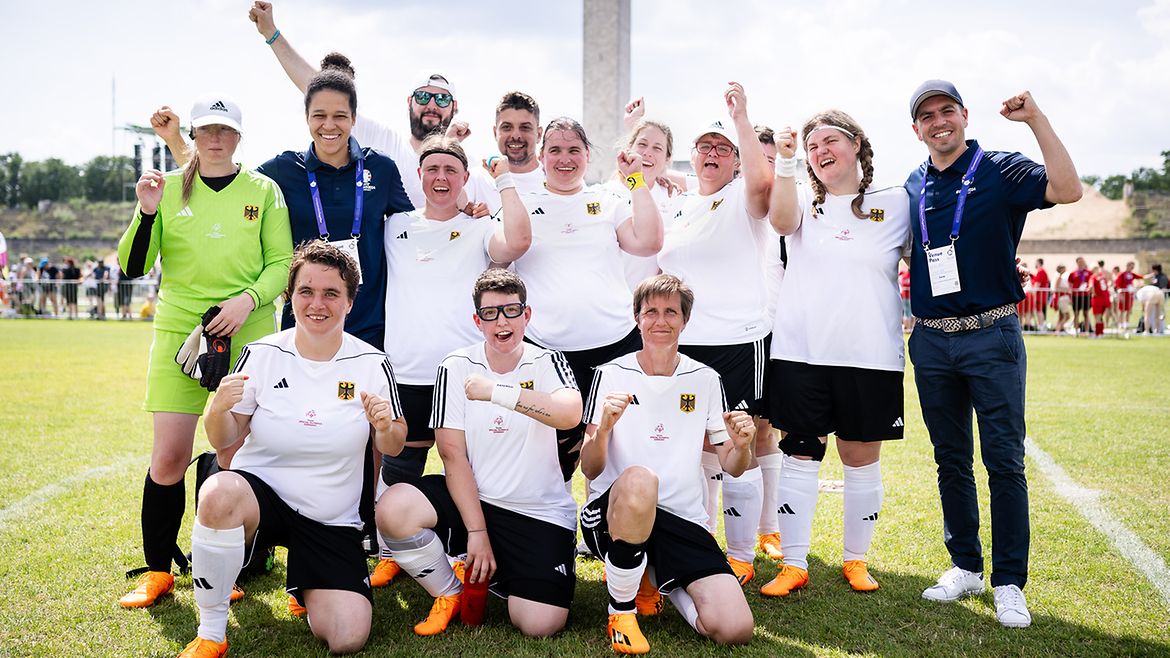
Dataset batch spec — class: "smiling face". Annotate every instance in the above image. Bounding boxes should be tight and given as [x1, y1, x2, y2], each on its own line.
[494, 108, 541, 168]
[539, 129, 590, 193]
[630, 124, 671, 182]
[636, 292, 686, 349]
[407, 85, 457, 141]
[290, 262, 353, 339]
[306, 89, 355, 165]
[419, 152, 469, 211]
[912, 95, 968, 163]
[805, 125, 861, 194]
[474, 290, 530, 357]
[690, 133, 738, 192]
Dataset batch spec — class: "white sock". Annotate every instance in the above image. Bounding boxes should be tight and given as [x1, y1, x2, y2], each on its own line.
[386, 530, 461, 597]
[777, 455, 821, 570]
[191, 522, 245, 644]
[757, 453, 783, 535]
[701, 451, 722, 533]
[668, 587, 700, 631]
[721, 466, 762, 562]
[842, 461, 884, 562]
[605, 553, 647, 615]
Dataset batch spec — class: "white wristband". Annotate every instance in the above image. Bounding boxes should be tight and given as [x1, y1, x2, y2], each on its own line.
[494, 173, 516, 192]
[490, 383, 521, 410]
[776, 157, 799, 178]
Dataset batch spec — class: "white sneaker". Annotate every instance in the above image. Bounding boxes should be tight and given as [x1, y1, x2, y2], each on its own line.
[994, 585, 1032, 628]
[922, 566, 985, 602]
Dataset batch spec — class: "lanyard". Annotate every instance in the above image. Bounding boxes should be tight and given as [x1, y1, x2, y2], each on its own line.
[918, 147, 983, 249]
[306, 157, 364, 241]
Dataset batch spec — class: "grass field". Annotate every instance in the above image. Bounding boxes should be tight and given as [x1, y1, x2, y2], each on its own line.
[1, 321, 1168, 657]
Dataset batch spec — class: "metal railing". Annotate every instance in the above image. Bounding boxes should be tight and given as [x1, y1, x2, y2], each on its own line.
[3, 277, 159, 320]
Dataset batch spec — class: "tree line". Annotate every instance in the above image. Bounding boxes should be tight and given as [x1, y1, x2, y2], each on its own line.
[1083, 150, 1170, 200]
[0, 152, 137, 208]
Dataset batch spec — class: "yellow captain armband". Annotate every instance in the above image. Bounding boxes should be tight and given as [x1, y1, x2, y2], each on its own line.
[625, 172, 646, 192]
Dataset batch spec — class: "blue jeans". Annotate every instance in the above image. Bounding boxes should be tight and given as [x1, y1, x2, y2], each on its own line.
[908, 316, 1029, 589]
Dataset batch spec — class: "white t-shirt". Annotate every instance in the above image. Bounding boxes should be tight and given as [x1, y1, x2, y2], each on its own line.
[763, 234, 786, 324]
[462, 165, 547, 216]
[602, 179, 684, 291]
[657, 178, 772, 345]
[770, 184, 911, 372]
[584, 352, 727, 526]
[384, 209, 497, 384]
[511, 186, 636, 351]
[230, 330, 402, 527]
[430, 342, 579, 530]
[352, 113, 424, 209]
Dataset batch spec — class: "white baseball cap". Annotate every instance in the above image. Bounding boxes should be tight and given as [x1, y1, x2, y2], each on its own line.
[694, 120, 739, 150]
[411, 73, 456, 97]
[190, 95, 243, 132]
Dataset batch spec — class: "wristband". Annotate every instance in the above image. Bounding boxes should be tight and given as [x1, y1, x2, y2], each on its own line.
[467, 528, 487, 533]
[494, 172, 515, 192]
[265, 30, 281, 45]
[490, 383, 521, 410]
[776, 157, 799, 178]
[625, 171, 646, 191]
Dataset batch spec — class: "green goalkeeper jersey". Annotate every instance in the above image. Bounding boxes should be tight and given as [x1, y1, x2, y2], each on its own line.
[118, 167, 293, 334]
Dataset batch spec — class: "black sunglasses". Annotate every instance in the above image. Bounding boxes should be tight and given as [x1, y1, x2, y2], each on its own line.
[476, 302, 526, 321]
[413, 90, 453, 108]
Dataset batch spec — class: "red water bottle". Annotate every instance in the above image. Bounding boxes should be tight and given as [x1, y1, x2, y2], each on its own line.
[462, 576, 489, 626]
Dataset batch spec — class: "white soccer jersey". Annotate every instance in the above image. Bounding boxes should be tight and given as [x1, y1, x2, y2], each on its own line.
[764, 234, 786, 324]
[584, 352, 728, 526]
[511, 186, 636, 350]
[430, 342, 579, 529]
[463, 166, 548, 216]
[770, 184, 911, 371]
[230, 330, 402, 527]
[602, 179, 684, 291]
[657, 178, 772, 345]
[383, 210, 497, 384]
[353, 114, 425, 209]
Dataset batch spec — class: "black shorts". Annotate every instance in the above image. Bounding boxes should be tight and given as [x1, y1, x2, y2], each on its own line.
[380, 384, 435, 484]
[414, 474, 576, 608]
[62, 283, 78, 305]
[235, 470, 373, 607]
[1072, 294, 1090, 312]
[580, 486, 732, 594]
[768, 359, 904, 442]
[532, 327, 642, 481]
[679, 335, 770, 415]
[116, 281, 133, 306]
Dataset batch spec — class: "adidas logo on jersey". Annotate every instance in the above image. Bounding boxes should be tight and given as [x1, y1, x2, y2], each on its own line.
[396, 231, 408, 239]
[628, 394, 640, 405]
[862, 512, 879, 522]
[531, 207, 546, 215]
[723, 507, 742, 517]
[177, 206, 194, 217]
[734, 399, 750, 411]
[209, 101, 228, 112]
[777, 503, 795, 515]
[891, 417, 904, 428]
[274, 378, 289, 389]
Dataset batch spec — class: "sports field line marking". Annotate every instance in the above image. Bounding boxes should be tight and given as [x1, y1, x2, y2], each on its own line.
[1026, 436, 1170, 610]
[0, 454, 141, 530]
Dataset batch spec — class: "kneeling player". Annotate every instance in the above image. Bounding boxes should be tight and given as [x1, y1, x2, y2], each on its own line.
[376, 269, 582, 637]
[580, 274, 755, 654]
[177, 243, 407, 657]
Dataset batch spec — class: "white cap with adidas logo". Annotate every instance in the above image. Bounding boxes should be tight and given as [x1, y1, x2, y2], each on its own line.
[190, 95, 243, 133]
[693, 119, 738, 150]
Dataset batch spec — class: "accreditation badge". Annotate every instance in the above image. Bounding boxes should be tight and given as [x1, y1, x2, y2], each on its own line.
[925, 244, 961, 297]
[328, 237, 363, 285]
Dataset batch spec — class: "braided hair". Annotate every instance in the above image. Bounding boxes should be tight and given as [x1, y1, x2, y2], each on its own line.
[800, 110, 873, 220]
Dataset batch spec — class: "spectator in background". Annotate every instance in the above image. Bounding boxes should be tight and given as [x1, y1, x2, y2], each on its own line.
[61, 257, 81, 320]
[92, 258, 110, 320]
[116, 266, 135, 319]
[1089, 265, 1112, 337]
[1146, 263, 1168, 290]
[1031, 258, 1050, 330]
[1068, 256, 1091, 334]
[37, 258, 60, 317]
[1115, 261, 1143, 332]
[0, 229, 8, 272]
[1136, 280, 1165, 334]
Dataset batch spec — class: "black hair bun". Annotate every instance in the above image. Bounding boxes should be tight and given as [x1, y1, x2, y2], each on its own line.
[320, 52, 355, 78]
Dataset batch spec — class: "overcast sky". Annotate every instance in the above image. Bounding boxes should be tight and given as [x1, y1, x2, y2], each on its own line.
[2, 0, 1168, 188]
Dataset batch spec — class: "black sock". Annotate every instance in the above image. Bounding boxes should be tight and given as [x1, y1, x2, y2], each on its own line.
[606, 539, 647, 612]
[141, 471, 185, 572]
[608, 539, 646, 569]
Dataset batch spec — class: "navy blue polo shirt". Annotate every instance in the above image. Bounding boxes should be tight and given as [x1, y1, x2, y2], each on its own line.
[258, 137, 412, 348]
[904, 140, 1051, 319]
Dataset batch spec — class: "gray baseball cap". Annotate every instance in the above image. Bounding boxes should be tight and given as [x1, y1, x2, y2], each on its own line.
[909, 80, 963, 119]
